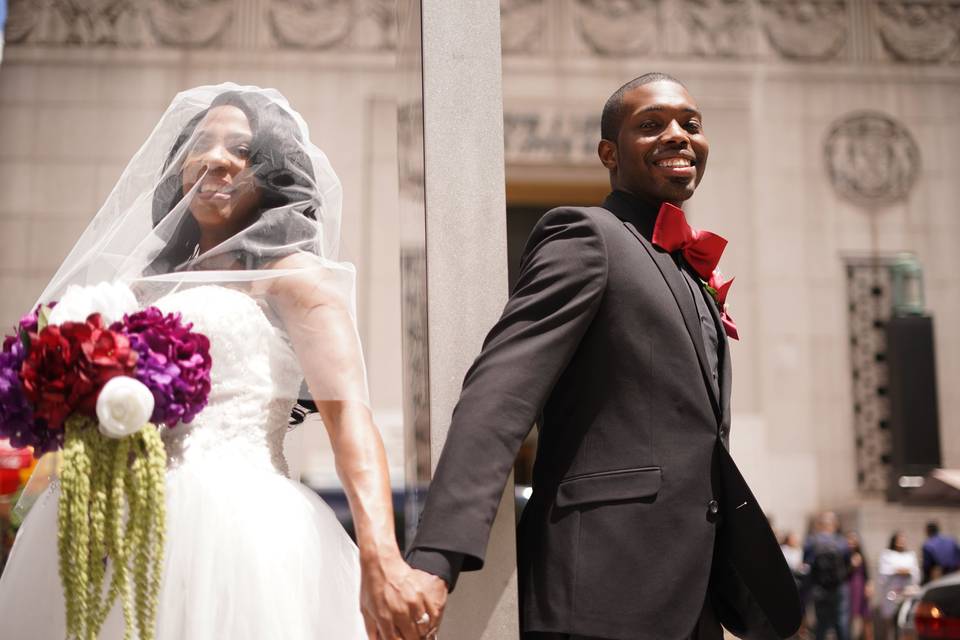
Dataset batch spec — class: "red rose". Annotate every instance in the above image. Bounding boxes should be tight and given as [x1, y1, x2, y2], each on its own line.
[21, 324, 78, 429]
[20, 314, 137, 429]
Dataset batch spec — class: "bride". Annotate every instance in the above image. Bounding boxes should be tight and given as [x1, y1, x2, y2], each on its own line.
[0, 84, 444, 639]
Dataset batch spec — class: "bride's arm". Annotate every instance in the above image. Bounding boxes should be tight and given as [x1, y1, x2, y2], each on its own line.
[266, 254, 444, 640]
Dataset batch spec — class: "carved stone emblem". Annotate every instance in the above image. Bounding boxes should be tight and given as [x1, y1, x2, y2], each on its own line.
[824, 112, 920, 207]
[758, 0, 848, 61]
[572, 0, 661, 56]
[876, 1, 959, 63]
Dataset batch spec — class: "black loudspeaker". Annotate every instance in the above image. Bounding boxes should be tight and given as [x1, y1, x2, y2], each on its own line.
[885, 315, 942, 500]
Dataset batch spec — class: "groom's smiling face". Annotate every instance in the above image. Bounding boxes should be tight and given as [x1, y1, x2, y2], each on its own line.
[599, 80, 709, 207]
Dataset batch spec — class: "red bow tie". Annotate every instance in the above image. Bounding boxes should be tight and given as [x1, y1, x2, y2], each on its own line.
[651, 203, 726, 280]
[652, 203, 739, 340]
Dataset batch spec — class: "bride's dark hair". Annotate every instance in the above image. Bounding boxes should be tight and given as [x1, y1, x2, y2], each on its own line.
[147, 90, 322, 274]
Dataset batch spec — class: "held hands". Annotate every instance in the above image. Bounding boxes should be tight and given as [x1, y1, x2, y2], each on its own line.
[360, 549, 448, 640]
[409, 570, 449, 638]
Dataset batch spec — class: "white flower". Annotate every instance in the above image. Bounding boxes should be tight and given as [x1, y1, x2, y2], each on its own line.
[48, 281, 138, 326]
[96, 377, 155, 439]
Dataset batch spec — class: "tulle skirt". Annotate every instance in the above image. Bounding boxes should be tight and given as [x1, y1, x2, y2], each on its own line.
[0, 456, 367, 639]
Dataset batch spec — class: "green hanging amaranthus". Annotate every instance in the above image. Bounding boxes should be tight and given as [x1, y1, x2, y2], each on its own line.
[2, 298, 211, 639]
[57, 415, 167, 640]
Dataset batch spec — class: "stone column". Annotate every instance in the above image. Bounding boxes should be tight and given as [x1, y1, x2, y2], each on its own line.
[397, 1, 519, 638]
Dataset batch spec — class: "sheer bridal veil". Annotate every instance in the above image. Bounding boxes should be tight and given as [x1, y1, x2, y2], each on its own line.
[15, 83, 369, 511]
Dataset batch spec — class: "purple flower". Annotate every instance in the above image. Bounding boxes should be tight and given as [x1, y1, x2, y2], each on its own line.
[0, 302, 69, 455]
[0, 335, 61, 455]
[119, 307, 212, 428]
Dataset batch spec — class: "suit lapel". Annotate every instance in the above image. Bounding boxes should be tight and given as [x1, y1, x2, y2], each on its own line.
[622, 221, 722, 422]
[702, 282, 732, 427]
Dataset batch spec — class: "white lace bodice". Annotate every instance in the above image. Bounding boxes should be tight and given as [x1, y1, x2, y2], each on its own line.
[153, 286, 302, 475]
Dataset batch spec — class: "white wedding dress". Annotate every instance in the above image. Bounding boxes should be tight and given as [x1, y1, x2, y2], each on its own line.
[0, 286, 367, 639]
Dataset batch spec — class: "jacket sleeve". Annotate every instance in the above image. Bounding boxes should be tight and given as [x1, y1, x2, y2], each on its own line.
[407, 207, 608, 583]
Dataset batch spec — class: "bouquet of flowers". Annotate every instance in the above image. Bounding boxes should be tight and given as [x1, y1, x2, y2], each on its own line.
[0, 282, 212, 640]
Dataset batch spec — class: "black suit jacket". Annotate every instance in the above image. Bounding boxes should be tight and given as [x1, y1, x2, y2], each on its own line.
[409, 192, 801, 639]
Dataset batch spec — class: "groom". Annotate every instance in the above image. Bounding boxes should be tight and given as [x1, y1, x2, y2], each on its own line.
[406, 73, 801, 639]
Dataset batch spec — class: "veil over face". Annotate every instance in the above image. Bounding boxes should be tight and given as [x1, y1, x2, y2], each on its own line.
[35, 83, 367, 408]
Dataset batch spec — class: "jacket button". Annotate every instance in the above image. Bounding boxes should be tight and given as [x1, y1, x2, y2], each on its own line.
[719, 426, 729, 437]
[708, 499, 719, 515]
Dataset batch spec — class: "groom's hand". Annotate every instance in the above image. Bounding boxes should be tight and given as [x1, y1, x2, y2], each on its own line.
[360, 551, 446, 640]
[409, 569, 448, 633]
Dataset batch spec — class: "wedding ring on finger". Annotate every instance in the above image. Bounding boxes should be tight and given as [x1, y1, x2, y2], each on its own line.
[416, 612, 431, 626]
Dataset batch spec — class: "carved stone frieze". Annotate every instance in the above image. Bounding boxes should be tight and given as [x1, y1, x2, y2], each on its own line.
[876, 1, 960, 63]
[503, 109, 600, 166]
[680, 0, 756, 58]
[500, 0, 548, 54]
[6, 0, 144, 46]
[824, 112, 920, 208]
[5, 0, 395, 50]
[268, 0, 353, 49]
[5, 0, 229, 48]
[7, 0, 960, 62]
[4, 0, 43, 44]
[353, 0, 397, 50]
[148, 0, 233, 47]
[758, 0, 848, 61]
[572, 0, 661, 56]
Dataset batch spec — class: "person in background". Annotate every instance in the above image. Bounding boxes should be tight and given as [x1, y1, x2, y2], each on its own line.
[922, 521, 960, 584]
[846, 531, 873, 640]
[782, 531, 810, 639]
[805, 512, 851, 640]
[782, 531, 804, 575]
[877, 531, 920, 640]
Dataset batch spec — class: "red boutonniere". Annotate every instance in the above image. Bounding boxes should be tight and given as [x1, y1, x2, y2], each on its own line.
[703, 271, 739, 341]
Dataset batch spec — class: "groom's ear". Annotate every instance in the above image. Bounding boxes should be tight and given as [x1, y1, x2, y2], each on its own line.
[598, 139, 618, 171]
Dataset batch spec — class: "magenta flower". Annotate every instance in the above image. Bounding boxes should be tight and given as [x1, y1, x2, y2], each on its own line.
[18, 312, 37, 336]
[119, 308, 212, 428]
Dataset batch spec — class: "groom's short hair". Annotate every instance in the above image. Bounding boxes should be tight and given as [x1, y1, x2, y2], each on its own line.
[601, 72, 686, 142]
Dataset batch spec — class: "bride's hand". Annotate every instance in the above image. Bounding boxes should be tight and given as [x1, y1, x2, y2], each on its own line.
[360, 549, 446, 640]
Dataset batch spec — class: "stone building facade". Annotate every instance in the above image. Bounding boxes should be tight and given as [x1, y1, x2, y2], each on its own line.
[1, 0, 959, 558]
